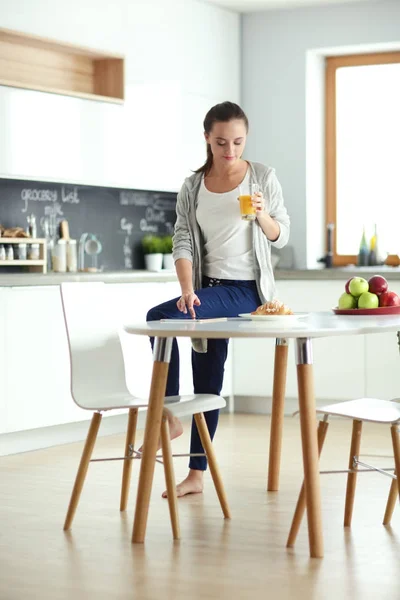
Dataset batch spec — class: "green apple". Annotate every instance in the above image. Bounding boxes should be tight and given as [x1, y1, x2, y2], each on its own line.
[349, 277, 369, 297]
[338, 292, 357, 309]
[358, 291, 379, 309]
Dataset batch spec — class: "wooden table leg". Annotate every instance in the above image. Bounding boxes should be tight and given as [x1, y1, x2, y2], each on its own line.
[295, 337, 324, 558]
[287, 416, 329, 547]
[132, 336, 172, 543]
[267, 338, 289, 491]
[391, 423, 400, 504]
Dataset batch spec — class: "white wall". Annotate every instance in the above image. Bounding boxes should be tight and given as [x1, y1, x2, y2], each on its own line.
[242, 0, 400, 268]
[0, 0, 240, 191]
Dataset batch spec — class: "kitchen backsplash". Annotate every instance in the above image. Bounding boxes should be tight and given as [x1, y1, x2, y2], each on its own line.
[0, 178, 177, 271]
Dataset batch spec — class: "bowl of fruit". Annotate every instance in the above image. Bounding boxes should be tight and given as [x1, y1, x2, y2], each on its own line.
[333, 275, 400, 315]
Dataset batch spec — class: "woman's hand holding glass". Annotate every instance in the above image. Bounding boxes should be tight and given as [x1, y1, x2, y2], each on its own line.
[238, 183, 265, 220]
[252, 190, 266, 214]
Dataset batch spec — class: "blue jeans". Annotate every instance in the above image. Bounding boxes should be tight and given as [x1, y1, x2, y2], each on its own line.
[146, 276, 261, 470]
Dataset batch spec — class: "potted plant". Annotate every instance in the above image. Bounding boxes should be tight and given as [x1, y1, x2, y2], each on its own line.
[142, 235, 163, 271]
[161, 235, 174, 270]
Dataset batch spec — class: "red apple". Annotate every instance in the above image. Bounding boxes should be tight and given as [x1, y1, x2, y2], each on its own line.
[345, 277, 354, 294]
[368, 275, 388, 295]
[379, 291, 400, 307]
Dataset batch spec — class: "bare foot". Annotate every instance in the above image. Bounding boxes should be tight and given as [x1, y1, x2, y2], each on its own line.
[167, 414, 184, 443]
[138, 411, 183, 454]
[162, 469, 204, 498]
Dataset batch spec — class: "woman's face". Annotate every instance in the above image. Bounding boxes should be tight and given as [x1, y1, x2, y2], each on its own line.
[205, 119, 247, 169]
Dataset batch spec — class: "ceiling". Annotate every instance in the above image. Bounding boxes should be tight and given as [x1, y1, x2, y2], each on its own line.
[202, 0, 374, 12]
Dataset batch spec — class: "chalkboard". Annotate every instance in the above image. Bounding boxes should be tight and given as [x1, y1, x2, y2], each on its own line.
[0, 179, 177, 270]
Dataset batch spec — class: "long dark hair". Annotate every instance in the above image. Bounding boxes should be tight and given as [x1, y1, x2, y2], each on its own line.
[195, 101, 249, 176]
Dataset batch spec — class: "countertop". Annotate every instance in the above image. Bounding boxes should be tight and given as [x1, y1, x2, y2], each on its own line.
[0, 270, 178, 287]
[1, 267, 400, 287]
[274, 266, 400, 280]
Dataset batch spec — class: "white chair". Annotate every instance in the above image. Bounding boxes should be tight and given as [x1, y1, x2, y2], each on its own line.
[60, 282, 230, 539]
[287, 398, 400, 548]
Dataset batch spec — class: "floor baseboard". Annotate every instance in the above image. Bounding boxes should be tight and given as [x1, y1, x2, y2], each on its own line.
[0, 396, 341, 456]
[233, 395, 341, 415]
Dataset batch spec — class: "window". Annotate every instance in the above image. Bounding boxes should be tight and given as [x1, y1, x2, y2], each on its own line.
[325, 52, 400, 266]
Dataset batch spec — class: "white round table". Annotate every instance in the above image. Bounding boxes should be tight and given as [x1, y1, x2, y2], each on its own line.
[124, 311, 400, 558]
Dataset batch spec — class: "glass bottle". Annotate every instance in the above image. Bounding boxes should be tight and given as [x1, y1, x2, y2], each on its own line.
[6, 245, 14, 261]
[357, 226, 369, 266]
[368, 224, 377, 266]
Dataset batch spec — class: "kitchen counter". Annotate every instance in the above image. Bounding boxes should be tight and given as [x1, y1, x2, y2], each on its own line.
[275, 266, 400, 280]
[0, 270, 178, 286]
[2, 271, 400, 455]
[1, 266, 400, 286]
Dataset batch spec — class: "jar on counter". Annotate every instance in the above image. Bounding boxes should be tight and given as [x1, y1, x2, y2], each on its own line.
[28, 243, 40, 260]
[0, 244, 5, 261]
[17, 243, 27, 260]
[66, 239, 77, 272]
[27, 214, 37, 238]
[6, 245, 14, 261]
[52, 239, 67, 272]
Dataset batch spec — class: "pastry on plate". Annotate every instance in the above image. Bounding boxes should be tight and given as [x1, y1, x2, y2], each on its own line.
[251, 300, 293, 316]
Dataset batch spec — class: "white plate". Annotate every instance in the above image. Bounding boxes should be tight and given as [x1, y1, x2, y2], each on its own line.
[238, 313, 309, 323]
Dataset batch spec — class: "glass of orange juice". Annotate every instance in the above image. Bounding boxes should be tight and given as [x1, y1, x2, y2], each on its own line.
[238, 183, 259, 220]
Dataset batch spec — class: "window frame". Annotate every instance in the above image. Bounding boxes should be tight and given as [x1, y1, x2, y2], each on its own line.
[325, 51, 400, 266]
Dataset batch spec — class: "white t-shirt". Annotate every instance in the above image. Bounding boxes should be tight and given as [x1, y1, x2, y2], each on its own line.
[196, 170, 255, 280]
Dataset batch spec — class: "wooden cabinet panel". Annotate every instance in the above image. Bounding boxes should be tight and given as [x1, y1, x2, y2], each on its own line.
[0, 28, 124, 103]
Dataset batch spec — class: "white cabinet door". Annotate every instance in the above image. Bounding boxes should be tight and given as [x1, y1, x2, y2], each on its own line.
[111, 281, 232, 399]
[365, 331, 400, 400]
[233, 280, 365, 401]
[0, 289, 8, 434]
[3, 280, 234, 435]
[110, 282, 186, 402]
[5, 286, 86, 433]
[109, 282, 164, 401]
[0, 85, 125, 187]
[365, 282, 400, 400]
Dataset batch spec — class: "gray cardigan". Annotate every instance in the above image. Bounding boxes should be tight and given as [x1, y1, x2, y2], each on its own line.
[172, 161, 290, 303]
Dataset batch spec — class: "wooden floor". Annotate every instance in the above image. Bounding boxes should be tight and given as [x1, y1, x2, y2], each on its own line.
[0, 414, 398, 600]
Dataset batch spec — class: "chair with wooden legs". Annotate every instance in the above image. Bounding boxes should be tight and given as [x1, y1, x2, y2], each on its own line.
[60, 282, 231, 539]
[287, 398, 400, 548]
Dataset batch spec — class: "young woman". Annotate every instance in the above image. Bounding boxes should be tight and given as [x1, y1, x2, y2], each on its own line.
[146, 101, 290, 498]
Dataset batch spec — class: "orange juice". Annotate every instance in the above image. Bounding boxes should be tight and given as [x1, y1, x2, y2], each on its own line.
[239, 195, 256, 220]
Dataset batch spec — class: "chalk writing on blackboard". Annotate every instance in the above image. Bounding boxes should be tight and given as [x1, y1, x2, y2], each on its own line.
[165, 222, 174, 235]
[119, 191, 176, 211]
[119, 191, 145, 206]
[61, 186, 80, 205]
[21, 188, 57, 213]
[120, 217, 133, 236]
[1, 176, 176, 270]
[154, 198, 176, 211]
[120, 218, 133, 269]
[140, 219, 158, 233]
[21, 186, 81, 213]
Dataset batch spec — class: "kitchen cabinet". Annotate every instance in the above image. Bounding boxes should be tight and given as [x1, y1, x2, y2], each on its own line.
[364, 281, 400, 400]
[0, 83, 183, 192]
[4, 286, 85, 432]
[110, 282, 233, 399]
[1, 281, 232, 436]
[4, 275, 400, 443]
[0, 85, 125, 187]
[0, 28, 124, 103]
[233, 280, 365, 401]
